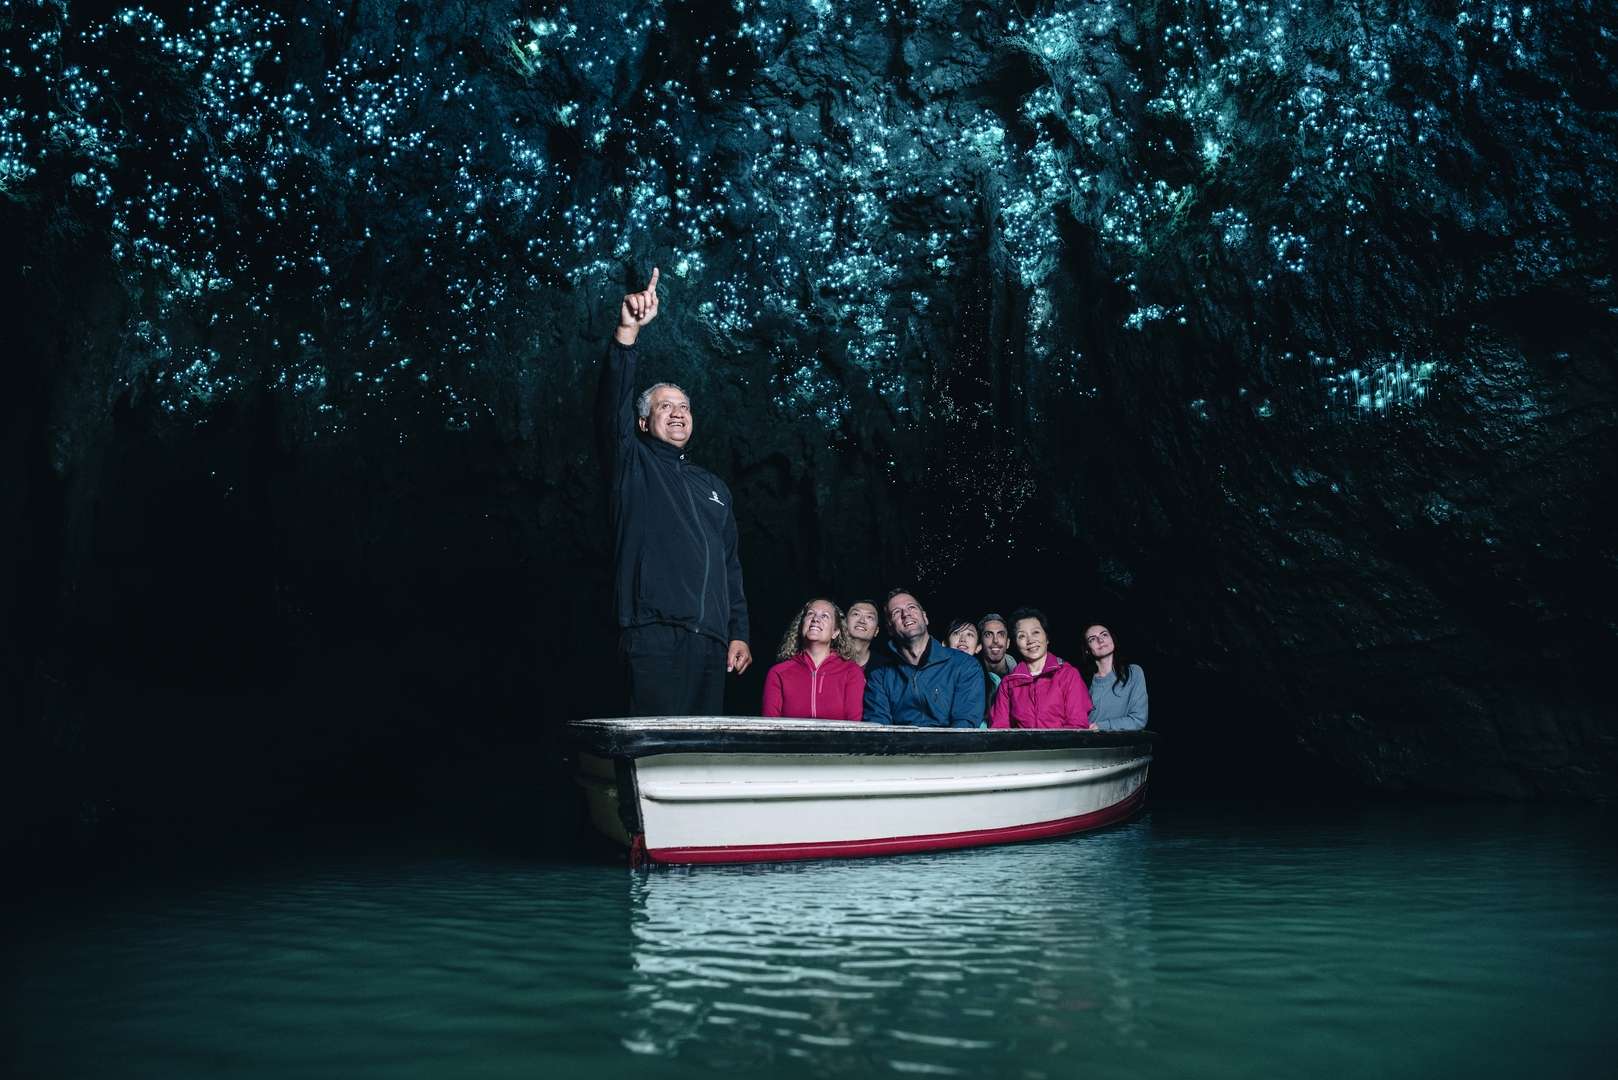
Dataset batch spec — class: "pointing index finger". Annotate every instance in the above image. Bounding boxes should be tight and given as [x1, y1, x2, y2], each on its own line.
[648, 266, 660, 293]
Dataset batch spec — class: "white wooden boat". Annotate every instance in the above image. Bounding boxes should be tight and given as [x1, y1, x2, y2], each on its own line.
[569, 716, 1154, 865]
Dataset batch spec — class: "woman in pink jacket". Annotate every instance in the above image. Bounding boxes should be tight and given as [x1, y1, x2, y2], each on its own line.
[761, 598, 866, 721]
[988, 608, 1094, 729]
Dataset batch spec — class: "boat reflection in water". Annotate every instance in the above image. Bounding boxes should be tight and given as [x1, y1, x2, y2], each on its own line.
[619, 823, 1154, 1074]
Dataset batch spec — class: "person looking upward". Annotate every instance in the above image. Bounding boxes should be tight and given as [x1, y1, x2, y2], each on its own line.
[946, 618, 980, 655]
[862, 589, 986, 727]
[1081, 624, 1148, 731]
[597, 267, 752, 716]
[843, 600, 882, 670]
[761, 598, 865, 721]
[948, 617, 995, 722]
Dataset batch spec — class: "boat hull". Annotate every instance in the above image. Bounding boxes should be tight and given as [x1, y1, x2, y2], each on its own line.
[570, 717, 1153, 865]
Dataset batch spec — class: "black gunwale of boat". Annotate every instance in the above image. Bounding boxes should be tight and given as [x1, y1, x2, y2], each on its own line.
[567, 720, 1157, 760]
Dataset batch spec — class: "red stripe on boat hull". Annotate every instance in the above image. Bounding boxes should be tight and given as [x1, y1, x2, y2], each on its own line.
[646, 782, 1149, 864]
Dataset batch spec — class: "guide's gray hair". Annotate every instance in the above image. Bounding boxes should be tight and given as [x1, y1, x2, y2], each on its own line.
[636, 382, 690, 420]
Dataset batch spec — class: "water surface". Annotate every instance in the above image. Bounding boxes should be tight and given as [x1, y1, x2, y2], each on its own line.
[8, 802, 1616, 1078]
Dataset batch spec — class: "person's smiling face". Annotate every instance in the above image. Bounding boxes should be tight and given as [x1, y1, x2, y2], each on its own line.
[979, 619, 1009, 664]
[885, 593, 928, 643]
[801, 600, 838, 646]
[1014, 617, 1049, 665]
[845, 602, 879, 643]
[639, 386, 692, 448]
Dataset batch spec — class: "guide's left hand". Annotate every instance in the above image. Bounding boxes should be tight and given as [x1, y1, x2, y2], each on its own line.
[727, 640, 752, 674]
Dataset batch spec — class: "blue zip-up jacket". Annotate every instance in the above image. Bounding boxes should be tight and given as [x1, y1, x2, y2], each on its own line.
[597, 342, 748, 645]
[862, 637, 986, 727]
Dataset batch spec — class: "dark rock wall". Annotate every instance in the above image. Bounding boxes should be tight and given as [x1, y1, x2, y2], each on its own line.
[5, 0, 1616, 846]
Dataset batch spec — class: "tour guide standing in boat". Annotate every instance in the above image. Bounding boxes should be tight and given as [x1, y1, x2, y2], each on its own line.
[862, 589, 986, 726]
[598, 267, 752, 715]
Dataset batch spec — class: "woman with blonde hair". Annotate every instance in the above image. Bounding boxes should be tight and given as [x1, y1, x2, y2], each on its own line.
[761, 597, 867, 721]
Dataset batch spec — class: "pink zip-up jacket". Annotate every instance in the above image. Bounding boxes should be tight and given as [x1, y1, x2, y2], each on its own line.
[988, 655, 1094, 729]
[762, 651, 866, 721]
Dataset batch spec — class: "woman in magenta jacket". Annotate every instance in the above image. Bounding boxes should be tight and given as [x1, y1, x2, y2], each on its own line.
[988, 607, 1094, 729]
[761, 598, 866, 721]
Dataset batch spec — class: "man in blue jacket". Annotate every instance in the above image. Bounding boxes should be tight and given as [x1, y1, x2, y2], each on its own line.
[863, 589, 986, 727]
[598, 268, 752, 716]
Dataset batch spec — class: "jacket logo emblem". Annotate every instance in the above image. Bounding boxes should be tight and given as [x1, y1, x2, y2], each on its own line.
[708, 491, 724, 506]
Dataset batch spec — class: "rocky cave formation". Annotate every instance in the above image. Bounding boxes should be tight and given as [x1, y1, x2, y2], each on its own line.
[5, 0, 1616, 851]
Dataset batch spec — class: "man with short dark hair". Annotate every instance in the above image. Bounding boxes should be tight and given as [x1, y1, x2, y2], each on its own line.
[977, 613, 1014, 690]
[598, 267, 752, 715]
[862, 589, 985, 727]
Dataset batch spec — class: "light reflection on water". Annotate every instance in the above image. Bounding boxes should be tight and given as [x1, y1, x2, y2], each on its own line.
[622, 829, 1155, 1075]
[6, 805, 1617, 1078]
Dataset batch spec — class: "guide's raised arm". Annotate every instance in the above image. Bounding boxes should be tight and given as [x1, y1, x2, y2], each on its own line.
[614, 267, 659, 347]
[598, 267, 662, 465]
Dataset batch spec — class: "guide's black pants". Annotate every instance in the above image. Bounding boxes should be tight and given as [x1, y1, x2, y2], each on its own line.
[621, 624, 726, 717]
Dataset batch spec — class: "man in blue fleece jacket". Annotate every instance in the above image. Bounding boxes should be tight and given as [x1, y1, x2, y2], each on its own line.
[862, 589, 986, 727]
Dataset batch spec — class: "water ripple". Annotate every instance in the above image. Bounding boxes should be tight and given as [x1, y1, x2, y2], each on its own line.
[7, 806, 1617, 1078]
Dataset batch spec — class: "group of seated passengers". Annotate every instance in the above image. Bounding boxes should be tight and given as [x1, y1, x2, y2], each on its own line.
[760, 588, 1147, 731]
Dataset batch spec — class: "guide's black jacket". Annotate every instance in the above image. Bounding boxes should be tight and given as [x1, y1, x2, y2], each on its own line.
[597, 341, 749, 647]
